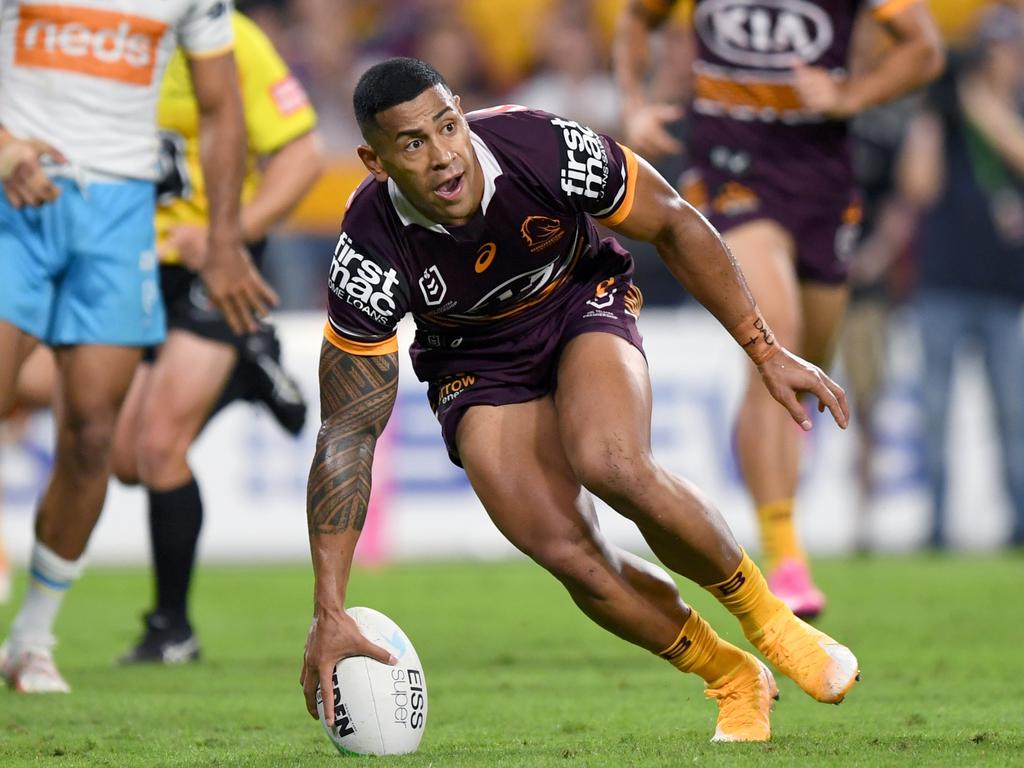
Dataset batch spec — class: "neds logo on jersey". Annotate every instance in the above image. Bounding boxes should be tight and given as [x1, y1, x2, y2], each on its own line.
[695, 0, 833, 69]
[15, 5, 169, 85]
[330, 232, 400, 325]
[551, 117, 609, 202]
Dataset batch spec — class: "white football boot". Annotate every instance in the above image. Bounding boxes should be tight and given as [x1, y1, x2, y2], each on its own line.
[0, 641, 71, 693]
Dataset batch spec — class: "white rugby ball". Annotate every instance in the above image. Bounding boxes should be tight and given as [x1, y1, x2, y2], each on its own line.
[316, 607, 427, 756]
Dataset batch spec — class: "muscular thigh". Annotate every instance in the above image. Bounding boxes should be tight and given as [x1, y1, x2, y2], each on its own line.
[110, 360, 152, 482]
[456, 397, 608, 561]
[54, 344, 142, 422]
[138, 329, 237, 442]
[0, 321, 41, 414]
[723, 219, 801, 348]
[554, 332, 654, 473]
[15, 344, 56, 410]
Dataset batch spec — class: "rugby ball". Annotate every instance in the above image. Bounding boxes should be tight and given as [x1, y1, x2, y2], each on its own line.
[316, 607, 427, 755]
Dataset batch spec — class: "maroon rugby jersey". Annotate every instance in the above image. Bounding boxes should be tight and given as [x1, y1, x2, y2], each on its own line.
[324, 107, 639, 384]
[644, 0, 919, 197]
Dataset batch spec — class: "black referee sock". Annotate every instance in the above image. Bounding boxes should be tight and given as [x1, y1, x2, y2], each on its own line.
[148, 478, 203, 626]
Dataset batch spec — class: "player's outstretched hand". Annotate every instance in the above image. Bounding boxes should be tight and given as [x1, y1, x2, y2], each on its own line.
[301, 611, 398, 725]
[0, 136, 65, 208]
[624, 103, 685, 162]
[199, 242, 279, 334]
[757, 346, 849, 431]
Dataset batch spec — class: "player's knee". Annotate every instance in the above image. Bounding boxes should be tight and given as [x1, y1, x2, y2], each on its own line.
[136, 424, 189, 486]
[111, 440, 140, 486]
[528, 538, 607, 594]
[617, 549, 678, 601]
[62, 411, 117, 477]
[570, 443, 659, 508]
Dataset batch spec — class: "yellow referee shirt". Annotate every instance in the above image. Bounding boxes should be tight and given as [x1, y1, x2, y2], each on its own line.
[155, 11, 317, 264]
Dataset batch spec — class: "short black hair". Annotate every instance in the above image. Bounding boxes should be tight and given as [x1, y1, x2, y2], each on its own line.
[353, 57, 450, 138]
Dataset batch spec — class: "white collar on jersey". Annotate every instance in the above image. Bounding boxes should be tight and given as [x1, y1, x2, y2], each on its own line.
[387, 128, 502, 234]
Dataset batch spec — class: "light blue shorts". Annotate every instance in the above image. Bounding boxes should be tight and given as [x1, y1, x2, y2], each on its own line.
[0, 177, 165, 346]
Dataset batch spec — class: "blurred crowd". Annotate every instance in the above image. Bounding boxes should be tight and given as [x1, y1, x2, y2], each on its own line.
[242, 0, 636, 150]
[247, 0, 1024, 548]
[248, 0, 1023, 293]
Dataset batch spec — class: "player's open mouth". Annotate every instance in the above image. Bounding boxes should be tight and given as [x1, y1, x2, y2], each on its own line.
[434, 173, 464, 201]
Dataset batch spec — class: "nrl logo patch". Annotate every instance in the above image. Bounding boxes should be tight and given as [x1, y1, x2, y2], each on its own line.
[419, 265, 447, 306]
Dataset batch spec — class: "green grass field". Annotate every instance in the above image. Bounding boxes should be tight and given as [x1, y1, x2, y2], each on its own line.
[1, 554, 1021, 767]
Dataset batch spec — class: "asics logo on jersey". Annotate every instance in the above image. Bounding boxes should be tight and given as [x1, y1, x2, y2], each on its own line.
[694, 0, 833, 69]
[551, 117, 609, 201]
[15, 5, 169, 86]
[329, 232, 400, 325]
[474, 243, 497, 274]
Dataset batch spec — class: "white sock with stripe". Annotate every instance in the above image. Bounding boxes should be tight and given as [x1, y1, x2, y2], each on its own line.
[8, 540, 83, 655]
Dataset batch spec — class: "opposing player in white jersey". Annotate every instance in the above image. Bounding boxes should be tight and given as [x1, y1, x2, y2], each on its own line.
[0, 0, 277, 694]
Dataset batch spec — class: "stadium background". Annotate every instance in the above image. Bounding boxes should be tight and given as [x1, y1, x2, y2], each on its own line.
[1, 0, 1020, 565]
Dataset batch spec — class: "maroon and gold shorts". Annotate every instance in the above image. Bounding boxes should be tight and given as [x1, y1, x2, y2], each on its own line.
[680, 164, 862, 285]
[422, 271, 645, 467]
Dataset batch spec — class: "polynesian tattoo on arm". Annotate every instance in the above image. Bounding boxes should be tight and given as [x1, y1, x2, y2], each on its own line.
[306, 340, 399, 536]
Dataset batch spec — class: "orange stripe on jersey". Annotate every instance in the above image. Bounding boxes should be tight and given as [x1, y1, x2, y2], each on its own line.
[624, 285, 644, 317]
[873, 0, 923, 21]
[598, 144, 639, 228]
[323, 322, 398, 357]
[15, 5, 168, 86]
[695, 73, 803, 112]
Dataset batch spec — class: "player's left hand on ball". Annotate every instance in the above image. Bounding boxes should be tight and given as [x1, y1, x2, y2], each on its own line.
[199, 241, 279, 335]
[300, 611, 398, 724]
[757, 347, 849, 431]
[792, 62, 851, 119]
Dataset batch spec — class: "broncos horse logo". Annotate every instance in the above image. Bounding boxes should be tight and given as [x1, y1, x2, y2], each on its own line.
[520, 215, 565, 253]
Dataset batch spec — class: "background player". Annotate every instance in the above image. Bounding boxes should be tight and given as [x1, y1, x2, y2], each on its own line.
[100, 8, 320, 665]
[0, 0, 276, 693]
[0, 348, 56, 603]
[614, 0, 944, 616]
[301, 58, 858, 744]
